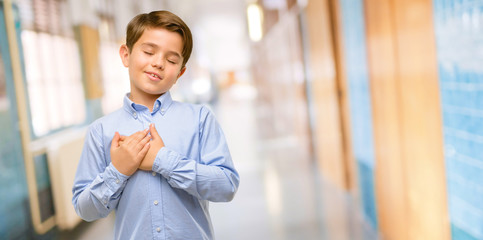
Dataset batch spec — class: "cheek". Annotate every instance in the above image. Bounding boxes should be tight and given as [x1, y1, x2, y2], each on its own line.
[173, 70, 183, 79]
[128, 67, 136, 80]
[128, 58, 143, 76]
[130, 53, 149, 67]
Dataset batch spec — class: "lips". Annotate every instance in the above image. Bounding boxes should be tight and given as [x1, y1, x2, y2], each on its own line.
[146, 71, 162, 81]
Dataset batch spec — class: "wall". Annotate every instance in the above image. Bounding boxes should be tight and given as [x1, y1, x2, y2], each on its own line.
[338, 0, 377, 229]
[304, 0, 348, 190]
[0, 0, 163, 239]
[0, 3, 55, 239]
[0, 4, 29, 239]
[434, 1, 483, 239]
[250, 4, 312, 153]
[365, 0, 450, 239]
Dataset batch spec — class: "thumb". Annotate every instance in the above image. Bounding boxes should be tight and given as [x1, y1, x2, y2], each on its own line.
[111, 132, 120, 149]
[150, 123, 160, 139]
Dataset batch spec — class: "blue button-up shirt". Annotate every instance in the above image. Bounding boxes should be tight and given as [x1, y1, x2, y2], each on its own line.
[72, 92, 239, 240]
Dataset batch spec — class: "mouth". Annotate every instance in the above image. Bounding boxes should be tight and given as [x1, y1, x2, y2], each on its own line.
[146, 72, 162, 81]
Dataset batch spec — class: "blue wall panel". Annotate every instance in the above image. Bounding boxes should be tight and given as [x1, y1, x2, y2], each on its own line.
[434, 1, 483, 239]
[0, 4, 56, 239]
[339, 0, 378, 229]
[0, 4, 30, 239]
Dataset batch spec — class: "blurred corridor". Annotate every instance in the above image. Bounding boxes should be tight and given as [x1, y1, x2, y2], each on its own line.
[56, 78, 378, 240]
[1, 0, 483, 240]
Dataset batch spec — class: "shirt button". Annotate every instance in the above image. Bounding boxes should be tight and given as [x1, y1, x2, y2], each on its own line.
[133, 112, 137, 118]
[115, 179, 120, 184]
[161, 108, 165, 112]
[154, 200, 158, 205]
[152, 172, 156, 176]
[156, 227, 161, 232]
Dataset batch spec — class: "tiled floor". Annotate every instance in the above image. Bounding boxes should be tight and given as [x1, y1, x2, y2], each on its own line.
[59, 86, 379, 240]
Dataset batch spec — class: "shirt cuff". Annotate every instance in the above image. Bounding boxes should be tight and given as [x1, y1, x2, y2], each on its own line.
[103, 162, 129, 192]
[152, 147, 179, 180]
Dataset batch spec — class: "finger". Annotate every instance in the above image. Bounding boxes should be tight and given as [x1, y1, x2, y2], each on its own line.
[150, 123, 160, 140]
[119, 135, 126, 145]
[135, 128, 150, 141]
[111, 132, 120, 150]
[141, 134, 152, 145]
[125, 128, 149, 146]
[136, 135, 152, 151]
[137, 142, 151, 159]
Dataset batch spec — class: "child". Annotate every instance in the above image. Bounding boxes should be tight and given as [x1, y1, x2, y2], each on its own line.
[72, 10, 239, 240]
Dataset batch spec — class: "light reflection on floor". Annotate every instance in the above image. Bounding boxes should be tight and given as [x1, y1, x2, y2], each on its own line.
[210, 85, 379, 240]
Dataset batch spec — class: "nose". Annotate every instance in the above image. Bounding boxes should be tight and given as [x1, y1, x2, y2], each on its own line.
[151, 56, 164, 70]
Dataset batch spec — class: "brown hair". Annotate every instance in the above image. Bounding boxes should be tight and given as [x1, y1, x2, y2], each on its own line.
[126, 10, 193, 68]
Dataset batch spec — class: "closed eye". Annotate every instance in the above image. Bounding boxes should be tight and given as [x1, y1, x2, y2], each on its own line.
[144, 51, 154, 55]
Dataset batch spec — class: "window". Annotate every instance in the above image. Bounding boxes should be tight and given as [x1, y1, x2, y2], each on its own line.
[98, 16, 129, 114]
[18, 0, 86, 137]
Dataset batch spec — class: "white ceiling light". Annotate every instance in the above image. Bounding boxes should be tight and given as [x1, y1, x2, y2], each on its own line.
[247, 3, 263, 42]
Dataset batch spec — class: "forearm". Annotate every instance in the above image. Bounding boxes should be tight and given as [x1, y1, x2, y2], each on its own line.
[73, 163, 128, 221]
[153, 147, 239, 202]
[196, 163, 239, 201]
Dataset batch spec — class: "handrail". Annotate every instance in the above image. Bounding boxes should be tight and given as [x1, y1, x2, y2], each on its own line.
[3, 0, 56, 234]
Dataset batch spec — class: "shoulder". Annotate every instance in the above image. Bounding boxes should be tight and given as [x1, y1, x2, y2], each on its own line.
[170, 100, 215, 119]
[171, 101, 211, 116]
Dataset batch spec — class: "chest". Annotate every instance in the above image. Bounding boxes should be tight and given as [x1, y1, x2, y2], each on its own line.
[102, 112, 201, 161]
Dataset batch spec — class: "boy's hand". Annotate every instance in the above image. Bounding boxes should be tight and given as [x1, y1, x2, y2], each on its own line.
[139, 123, 165, 171]
[111, 129, 152, 176]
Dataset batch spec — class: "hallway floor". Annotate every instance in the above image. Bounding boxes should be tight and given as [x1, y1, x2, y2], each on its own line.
[209, 86, 379, 240]
[59, 86, 380, 240]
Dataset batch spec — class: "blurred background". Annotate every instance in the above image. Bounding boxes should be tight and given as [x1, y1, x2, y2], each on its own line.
[0, 0, 481, 239]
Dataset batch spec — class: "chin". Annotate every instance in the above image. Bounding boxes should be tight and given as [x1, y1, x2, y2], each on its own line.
[145, 89, 167, 96]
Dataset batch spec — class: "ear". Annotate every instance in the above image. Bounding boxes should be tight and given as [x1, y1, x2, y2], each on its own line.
[177, 67, 187, 80]
[119, 44, 130, 67]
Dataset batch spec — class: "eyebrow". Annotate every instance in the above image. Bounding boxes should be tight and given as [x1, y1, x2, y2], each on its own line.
[141, 42, 182, 58]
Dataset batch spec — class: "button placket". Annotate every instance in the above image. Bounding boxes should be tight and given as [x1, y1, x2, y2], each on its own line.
[148, 145, 164, 237]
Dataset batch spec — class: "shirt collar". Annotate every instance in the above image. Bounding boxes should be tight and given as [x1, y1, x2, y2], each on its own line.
[123, 92, 173, 119]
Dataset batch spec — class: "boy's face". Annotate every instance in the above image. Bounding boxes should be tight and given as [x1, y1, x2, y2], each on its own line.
[120, 28, 186, 99]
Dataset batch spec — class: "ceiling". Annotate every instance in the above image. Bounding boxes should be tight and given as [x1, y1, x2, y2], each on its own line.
[164, 0, 252, 73]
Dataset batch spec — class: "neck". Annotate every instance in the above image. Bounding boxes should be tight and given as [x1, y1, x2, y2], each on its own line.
[130, 92, 163, 112]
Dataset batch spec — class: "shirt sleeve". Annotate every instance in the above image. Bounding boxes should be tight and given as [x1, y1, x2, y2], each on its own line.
[152, 106, 240, 202]
[72, 123, 129, 222]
